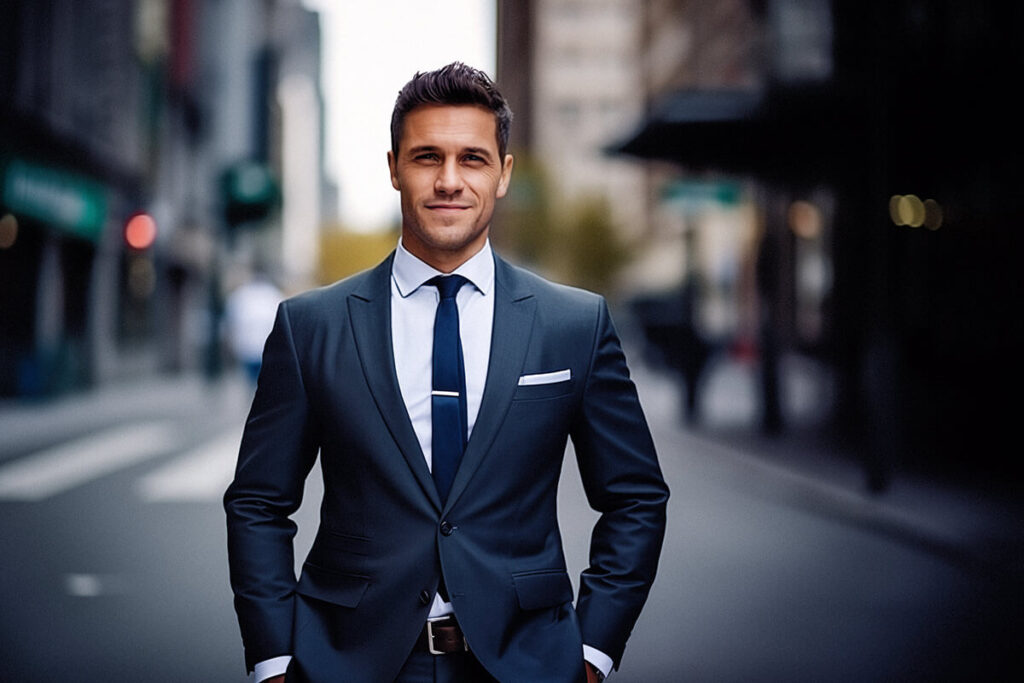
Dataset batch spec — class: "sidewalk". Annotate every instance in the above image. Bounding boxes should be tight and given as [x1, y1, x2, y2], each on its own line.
[632, 354, 1024, 583]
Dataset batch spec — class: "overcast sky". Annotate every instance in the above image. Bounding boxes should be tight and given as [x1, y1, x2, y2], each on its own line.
[301, 0, 497, 232]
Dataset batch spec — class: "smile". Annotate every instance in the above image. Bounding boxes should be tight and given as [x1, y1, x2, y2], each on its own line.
[427, 204, 471, 211]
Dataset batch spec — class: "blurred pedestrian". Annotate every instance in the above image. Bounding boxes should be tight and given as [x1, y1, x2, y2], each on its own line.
[224, 63, 668, 683]
[223, 268, 283, 386]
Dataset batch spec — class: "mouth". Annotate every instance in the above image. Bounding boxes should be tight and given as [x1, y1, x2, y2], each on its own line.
[426, 203, 471, 212]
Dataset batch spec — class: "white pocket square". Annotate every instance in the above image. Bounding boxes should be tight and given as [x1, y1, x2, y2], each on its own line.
[517, 369, 571, 386]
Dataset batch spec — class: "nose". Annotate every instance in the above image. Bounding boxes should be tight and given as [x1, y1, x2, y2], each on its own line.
[434, 159, 463, 195]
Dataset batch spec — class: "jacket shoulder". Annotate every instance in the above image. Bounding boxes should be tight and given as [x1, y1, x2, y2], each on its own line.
[499, 258, 606, 318]
[281, 256, 391, 319]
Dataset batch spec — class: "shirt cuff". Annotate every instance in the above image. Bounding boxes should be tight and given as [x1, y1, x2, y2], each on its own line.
[257, 645, 607, 679]
[253, 655, 291, 682]
[583, 644, 613, 679]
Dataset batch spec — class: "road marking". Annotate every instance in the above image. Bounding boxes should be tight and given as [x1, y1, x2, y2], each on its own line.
[66, 573, 103, 597]
[135, 429, 240, 502]
[65, 573, 129, 597]
[0, 421, 179, 501]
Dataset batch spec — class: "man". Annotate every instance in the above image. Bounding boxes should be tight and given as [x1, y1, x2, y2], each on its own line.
[225, 62, 669, 683]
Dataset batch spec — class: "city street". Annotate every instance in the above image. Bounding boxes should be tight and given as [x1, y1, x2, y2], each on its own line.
[4, 2, 1022, 682]
[1, 357, 1020, 682]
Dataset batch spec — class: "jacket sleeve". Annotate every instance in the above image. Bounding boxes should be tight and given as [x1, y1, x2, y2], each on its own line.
[223, 301, 320, 672]
[570, 298, 670, 669]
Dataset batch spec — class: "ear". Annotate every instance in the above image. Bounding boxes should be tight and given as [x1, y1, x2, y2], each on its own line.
[388, 150, 400, 190]
[496, 154, 514, 199]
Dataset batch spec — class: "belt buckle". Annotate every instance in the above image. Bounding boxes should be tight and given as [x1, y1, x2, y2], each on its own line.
[426, 617, 446, 655]
[426, 617, 468, 655]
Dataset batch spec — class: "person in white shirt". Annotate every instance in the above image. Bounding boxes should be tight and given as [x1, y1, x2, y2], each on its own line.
[224, 271, 284, 385]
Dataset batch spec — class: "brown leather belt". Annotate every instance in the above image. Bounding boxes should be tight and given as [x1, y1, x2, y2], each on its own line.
[417, 616, 468, 655]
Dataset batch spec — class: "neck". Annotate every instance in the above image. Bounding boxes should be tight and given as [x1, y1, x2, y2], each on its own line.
[400, 236, 488, 274]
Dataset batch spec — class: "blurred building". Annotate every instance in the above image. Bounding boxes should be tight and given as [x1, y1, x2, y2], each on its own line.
[496, 0, 769, 380]
[499, 0, 1022, 483]
[495, 0, 653, 291]
[496, 0, 762, 293]
[0, 0, 329, 399]
[269, 0, 332, 287]
[533, 0, 649, 241]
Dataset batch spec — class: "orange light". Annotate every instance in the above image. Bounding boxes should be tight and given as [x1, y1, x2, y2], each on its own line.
[788, 200, 823, 239]
[125, 213, 157, 250]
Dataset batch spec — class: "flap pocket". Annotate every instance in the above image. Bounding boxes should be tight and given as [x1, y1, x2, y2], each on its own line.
[512, 569, 574, 610]
[314, 530, 371, 557]
[296, 563, 370, 608]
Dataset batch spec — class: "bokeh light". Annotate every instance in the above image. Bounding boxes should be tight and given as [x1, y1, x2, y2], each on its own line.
[788, 200, 823, 239]
[124, 213, 157, 250]
[0, 213, 18, 249]
[889, 194, 942, 230]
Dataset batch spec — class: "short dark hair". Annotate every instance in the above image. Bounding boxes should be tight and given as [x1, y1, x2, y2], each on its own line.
[390, 62, 513, 159]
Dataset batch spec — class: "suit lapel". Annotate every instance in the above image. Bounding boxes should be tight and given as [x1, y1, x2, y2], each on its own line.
[444, 255, 536, 511]
[348, 253, 442, 512]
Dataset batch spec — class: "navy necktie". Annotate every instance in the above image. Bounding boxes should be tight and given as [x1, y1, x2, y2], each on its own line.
[428, 274, 469, 504]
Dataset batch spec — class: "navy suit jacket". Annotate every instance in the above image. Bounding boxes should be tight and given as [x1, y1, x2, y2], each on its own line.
[224, 252, 669, 683]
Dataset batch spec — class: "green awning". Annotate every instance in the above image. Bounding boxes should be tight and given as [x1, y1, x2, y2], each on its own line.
[1, 157, 109, 242]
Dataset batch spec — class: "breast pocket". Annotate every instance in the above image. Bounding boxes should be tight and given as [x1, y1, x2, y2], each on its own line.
[512, 378, 575, 401]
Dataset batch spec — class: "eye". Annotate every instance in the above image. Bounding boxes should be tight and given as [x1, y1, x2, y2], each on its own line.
[414, 152, 440, 162]
[463, 154, 486, 164]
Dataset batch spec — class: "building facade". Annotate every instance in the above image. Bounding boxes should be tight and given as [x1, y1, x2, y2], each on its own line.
[0, 0, 328, 398]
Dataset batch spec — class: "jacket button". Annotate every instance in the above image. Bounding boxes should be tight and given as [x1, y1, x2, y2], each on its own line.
[419, 590, 432, 605]
[440, 521, 454, 536]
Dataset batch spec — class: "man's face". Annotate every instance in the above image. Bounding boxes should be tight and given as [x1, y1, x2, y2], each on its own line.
[388, 104, 514, 272]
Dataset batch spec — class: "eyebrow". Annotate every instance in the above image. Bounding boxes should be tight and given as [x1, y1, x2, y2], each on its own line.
[406, 145, 494, 160]
[462, 147, 494, 159]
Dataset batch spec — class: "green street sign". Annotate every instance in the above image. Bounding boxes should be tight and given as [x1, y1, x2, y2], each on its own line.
[661, 180, 742, 209]
[1, 158, 108, 242]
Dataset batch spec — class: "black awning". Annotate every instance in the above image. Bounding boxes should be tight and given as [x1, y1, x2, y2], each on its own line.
[610, 86, 863, 181]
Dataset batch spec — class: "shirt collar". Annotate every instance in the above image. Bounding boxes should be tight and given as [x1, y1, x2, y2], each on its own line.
[392, 238, 494, 299]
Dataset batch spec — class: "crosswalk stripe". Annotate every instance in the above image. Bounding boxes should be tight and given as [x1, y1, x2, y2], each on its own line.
[135, 429, 241, 502]
[0, 421, 179, 501]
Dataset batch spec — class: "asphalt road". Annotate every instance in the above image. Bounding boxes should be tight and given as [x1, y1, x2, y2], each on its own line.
[0, 364, 1019, 682]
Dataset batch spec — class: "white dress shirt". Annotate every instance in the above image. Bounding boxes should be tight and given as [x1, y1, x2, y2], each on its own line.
[254, 239, 611, 681]
[391, 238, 495, 490]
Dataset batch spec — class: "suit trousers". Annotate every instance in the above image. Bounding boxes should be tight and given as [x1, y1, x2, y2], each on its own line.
[394, 647, 497, 683]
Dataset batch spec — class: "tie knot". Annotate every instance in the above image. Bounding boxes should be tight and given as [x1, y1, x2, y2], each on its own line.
[429, 274, 469, 300]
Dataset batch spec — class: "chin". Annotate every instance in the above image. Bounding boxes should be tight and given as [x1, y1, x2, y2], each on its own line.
[426, 227, 480, 247]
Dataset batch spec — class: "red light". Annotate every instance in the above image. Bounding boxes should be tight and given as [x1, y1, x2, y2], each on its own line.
[125, 213, 157, 250]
